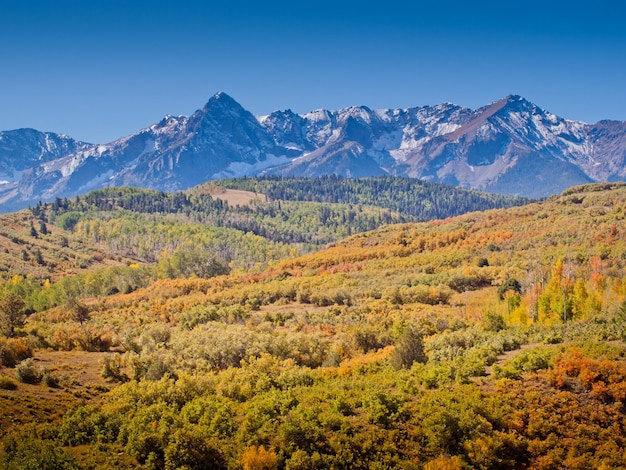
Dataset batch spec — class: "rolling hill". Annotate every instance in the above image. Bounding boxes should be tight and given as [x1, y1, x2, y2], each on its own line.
[0, 182, 625, 468]
[0, 177, 531, 285]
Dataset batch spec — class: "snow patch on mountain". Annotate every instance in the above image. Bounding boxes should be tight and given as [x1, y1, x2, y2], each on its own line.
[212, 153, 293, 179]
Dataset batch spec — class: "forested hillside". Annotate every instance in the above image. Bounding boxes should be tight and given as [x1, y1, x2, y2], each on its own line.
[0, 177, 531, 321]
[208, 175, 534, 220]
[1, 182, 625, 469]
[0, 177, 530, 280]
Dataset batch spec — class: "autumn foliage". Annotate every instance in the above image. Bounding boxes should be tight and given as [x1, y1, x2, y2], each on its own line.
[0, 182, 625, 468]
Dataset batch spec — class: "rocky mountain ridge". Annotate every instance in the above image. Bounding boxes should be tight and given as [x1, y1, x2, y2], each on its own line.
[0, 92, 624, 211]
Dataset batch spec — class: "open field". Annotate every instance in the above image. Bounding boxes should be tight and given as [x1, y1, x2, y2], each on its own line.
[208, 188, 265, 206]
[0, 350, 110, 436]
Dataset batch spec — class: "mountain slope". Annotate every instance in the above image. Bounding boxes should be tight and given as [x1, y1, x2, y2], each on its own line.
[0, 93, 625, 210]
[110, 92, 295, 189]
[264, 95, 617, 197]
[3, 183, 626, 469]
[0, 129, 91, 203]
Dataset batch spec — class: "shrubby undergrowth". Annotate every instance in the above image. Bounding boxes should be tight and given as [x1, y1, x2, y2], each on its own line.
[1, 183, 626, 468]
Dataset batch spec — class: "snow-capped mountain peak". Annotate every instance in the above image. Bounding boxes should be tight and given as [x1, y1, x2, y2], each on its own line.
[0, 93, 624, 211]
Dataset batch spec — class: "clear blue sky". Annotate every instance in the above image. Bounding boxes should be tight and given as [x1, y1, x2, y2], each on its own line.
[1, 0, 624, 143]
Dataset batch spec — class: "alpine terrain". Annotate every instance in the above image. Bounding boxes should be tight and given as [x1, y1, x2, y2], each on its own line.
[1, 92, 625, 211]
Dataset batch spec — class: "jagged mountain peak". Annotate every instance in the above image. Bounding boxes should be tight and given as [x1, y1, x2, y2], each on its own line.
[262, 108, 301, 123]
[338, 105, 378, 125]
[0, 92, 625, 211]
[191, 92, 259, 129]
[203, 91, 243, 111]
[153, 114, 187, 129]
[433, 101, 465, 113]
[499, 94, 540, 113]
[489, 95, 571, 127]
[504, 94, 525, 103]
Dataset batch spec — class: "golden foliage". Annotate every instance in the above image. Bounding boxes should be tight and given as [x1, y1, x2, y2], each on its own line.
[424, 455, 463, 470]
[241, 446, 278, 470]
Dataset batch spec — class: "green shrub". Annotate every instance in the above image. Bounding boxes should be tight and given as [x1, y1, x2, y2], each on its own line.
[493, 347, 554, 379]
[179, 306, 220, 330]
[482, 311, 506, 332]
[417, 362, 454, 389]
[543, 331, 564, 344]
[391, 327, 427, 370]
[452, 353, 487, 382]
[42, 369, 60, 388]
[58, 406, 100, 446]
[2, 430, 80, 470]
[100, 354, 128, 382]
[164, 428, 226, 470]
[55, 211, 82, 232]
[0, 374, 17, 390]
[15, 358, 42, 384]
[497, 278, 522, 300]
[426, 328, 485, 362]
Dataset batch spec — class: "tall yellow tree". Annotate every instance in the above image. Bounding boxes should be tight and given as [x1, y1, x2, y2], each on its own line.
[538, 259, 574, 324]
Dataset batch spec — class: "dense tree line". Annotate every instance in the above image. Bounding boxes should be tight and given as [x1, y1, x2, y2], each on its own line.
[33, 186, 411, 258]
[36, 176, 533, 252]
[211, 176, 534, 220]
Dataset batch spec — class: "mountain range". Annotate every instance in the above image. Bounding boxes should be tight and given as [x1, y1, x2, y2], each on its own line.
[0, 92, 625, 211]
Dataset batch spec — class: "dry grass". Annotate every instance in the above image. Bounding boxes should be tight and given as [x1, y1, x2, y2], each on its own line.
[209, 188, 264, 206]
[0, 349, 111, 438]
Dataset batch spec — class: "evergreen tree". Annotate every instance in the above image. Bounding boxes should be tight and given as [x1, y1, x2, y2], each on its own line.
[0, 293, 26, 337]
[391, 326, 427, 369]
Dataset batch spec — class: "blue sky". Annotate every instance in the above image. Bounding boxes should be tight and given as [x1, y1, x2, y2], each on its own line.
[1, 0, 624, 143]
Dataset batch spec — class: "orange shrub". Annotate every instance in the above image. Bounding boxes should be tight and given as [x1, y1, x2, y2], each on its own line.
[0, 337, 33, 367]
[547, 348, 626, 405]
[240, 446, 278, 470]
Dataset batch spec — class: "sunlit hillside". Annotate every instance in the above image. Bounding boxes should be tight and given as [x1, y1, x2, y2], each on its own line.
[1, 182, 625, 469]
